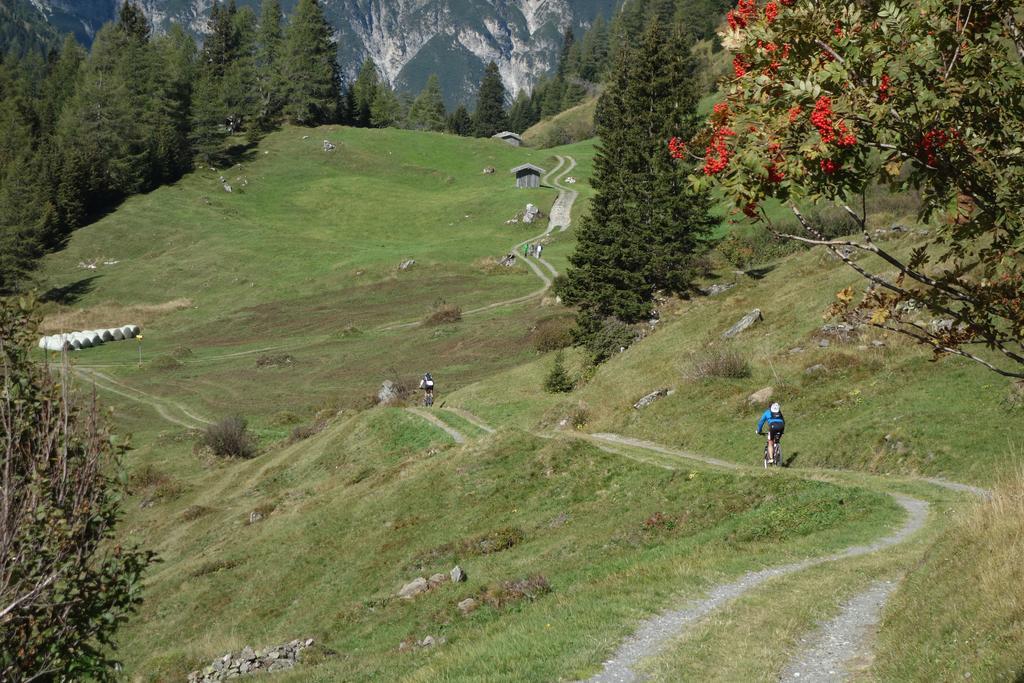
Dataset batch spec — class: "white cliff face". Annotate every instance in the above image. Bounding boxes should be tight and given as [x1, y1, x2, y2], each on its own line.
[29, 0, 614, 103]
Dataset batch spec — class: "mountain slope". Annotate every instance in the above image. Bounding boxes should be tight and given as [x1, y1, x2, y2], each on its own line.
[15, 0, 619, 106]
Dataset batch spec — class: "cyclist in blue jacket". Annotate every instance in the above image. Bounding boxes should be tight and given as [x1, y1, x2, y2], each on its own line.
[756, 402, 785, 465]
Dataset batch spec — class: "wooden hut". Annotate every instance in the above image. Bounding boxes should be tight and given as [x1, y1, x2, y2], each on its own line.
[492, 131, 524, 147]
[511, 163, 545, 189]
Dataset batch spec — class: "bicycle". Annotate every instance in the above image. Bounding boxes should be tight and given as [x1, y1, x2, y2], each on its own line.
[762, 433, 783, 468]
[424, 390, 434, 407]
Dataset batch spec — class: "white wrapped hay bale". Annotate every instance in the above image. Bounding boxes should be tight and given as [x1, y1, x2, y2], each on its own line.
[121, 325, 137, 339]
[109, 327, 124, 341]
[100, 329, 114, 342]
[84, 331, 103, 345]
[127, 324, 140, 336]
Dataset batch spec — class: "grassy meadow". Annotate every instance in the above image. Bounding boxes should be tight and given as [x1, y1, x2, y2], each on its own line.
[29, 121, 1024, 681]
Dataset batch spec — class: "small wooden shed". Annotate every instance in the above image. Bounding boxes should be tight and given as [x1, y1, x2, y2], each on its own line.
[511, 163, 545, 189]
[492, 131, 524, 147]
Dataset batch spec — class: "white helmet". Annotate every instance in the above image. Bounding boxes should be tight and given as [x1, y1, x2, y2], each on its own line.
[770, 402, 781, 413]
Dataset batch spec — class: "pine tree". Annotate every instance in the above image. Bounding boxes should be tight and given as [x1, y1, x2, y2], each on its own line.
[350, 58, 380, 127]
[472, 61, 507, 137]
[407, 74, 446, 131]
[369, 83, 400, 128]
[507, 90, 535, 133]
[189, 68, 228, 164]
[253, 0, 285, 132]
[446, 104, 473, 136]
[279, 0, 339, 125]
[151, 25, 196, 180]
[562, 13, 715, 359]
[221, 5, 258, 132]
[578, 15, 610, 82]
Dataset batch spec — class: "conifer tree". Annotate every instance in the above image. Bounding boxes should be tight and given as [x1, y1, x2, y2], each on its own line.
[473, 61, 507, 137]
[507, 90, 535, 133]
[407, 74, 446, 131]
[370, 83, 400, 128]
[578, 14, 610, 82]
[562, 11, 714, 359]
[253, 0, 285, 132]
[350, 58, 380, 127]
[279, 0, 339, 125]
[446, 104, 473, 136]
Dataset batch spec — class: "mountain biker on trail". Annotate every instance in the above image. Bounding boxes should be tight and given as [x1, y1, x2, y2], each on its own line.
[419, 372, 435, 406]
[756, 402, 785, 465]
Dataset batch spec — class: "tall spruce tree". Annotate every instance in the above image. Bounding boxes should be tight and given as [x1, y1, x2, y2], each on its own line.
[407, 74, 446, 131]
[446, 104, 473, 136]
[279, 0, 339, 125]
[253, 0, 285, 132]
[350, 58, 380, 127]
[562, 11, 714, 360]
[369, 83, 400, 127]
[472, 61, 507, 137]
[507, 90, 536, 133]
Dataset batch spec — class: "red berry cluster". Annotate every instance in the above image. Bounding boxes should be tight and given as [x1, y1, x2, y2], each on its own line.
[726, 0, 759, 30]
[917, 128, 954, 166]
[668, 137, 687, 160]
[704, 126, 736, 175]
[787, 105, 802, 123]
[820, 158, 840, 174]
[766, 142, 786, 183]
[878, 74, 891, 102]
[733, 55, 749, 78]
[810, 96, 856, 147]
[764, 1, 779, 23]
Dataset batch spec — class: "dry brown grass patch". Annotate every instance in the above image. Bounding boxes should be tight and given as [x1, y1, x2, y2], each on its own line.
[40, 298, 192, 333]
[423, 303, 462, 326]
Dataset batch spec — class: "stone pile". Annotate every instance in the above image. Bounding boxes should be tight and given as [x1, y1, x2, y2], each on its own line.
[187, 638, 314, 682]
[323, 140, 336, 152]
[397, 565, 466, 600]
[39, 324, 140, 352]
[633, 388, 674, 410]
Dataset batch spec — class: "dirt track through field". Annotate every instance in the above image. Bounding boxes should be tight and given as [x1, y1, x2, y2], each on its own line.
[429, 411, 986, 682]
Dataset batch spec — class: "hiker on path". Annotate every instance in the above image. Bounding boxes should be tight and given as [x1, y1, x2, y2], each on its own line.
[523, 243, 530, 258]
[536, 243, 543, 258]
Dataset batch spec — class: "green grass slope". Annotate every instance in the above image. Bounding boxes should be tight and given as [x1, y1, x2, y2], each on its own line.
[523, 95, 599, 148]
[36, 126, 585, 429]
[113, 408, 899, 681]
[451, 230, 1021, 487]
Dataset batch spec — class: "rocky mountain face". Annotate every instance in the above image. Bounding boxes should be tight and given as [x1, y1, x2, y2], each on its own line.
[19, 0, 618, 106]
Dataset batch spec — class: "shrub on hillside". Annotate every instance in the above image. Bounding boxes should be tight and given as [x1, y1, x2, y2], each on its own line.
[423, 301, 462, 326]
[478, 575, 552, 608]
[531, 316, 574, 352]
[578, 317, 638, 364]
[690, 347, 752, 380]
[716, 230, 803, 270]
[544, 351, 575, 393]
[0, 298, 154, 681]
[202, 416, 257, 458]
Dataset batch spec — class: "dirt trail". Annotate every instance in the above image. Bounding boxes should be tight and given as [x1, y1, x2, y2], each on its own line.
[404, 407, 466, 443]
[570, 432, 987, 683]
[779, 580, 898, 682]
[75, 367, 210, 430]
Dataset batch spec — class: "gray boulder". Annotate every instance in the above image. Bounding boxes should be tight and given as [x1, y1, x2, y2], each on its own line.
[722, 309, 763, 339]
[805, 364, 827, 375]
[458, 597, 479, 615]
[377, 380, 400, 405]
[398, 577, 428, 600]
[450, 565, 467, 583]
[633, 388, 674, 410]
[702, 282, 736, 297]
[747, 386, 774, 405]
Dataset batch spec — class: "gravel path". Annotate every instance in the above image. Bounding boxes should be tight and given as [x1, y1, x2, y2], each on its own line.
[579, 495, 928, 683]
[546, 155, 578, 233]
[404, 407, 466, 443]
[779, 580, 898, 682]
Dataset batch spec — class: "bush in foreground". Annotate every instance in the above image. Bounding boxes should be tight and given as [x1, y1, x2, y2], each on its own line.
[202, 415, 257, 458]
[0, 297, 154, 681]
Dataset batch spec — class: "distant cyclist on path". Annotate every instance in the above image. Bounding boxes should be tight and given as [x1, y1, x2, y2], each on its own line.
[419, 372, 435, 407]
[756, 402, 785, 465]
